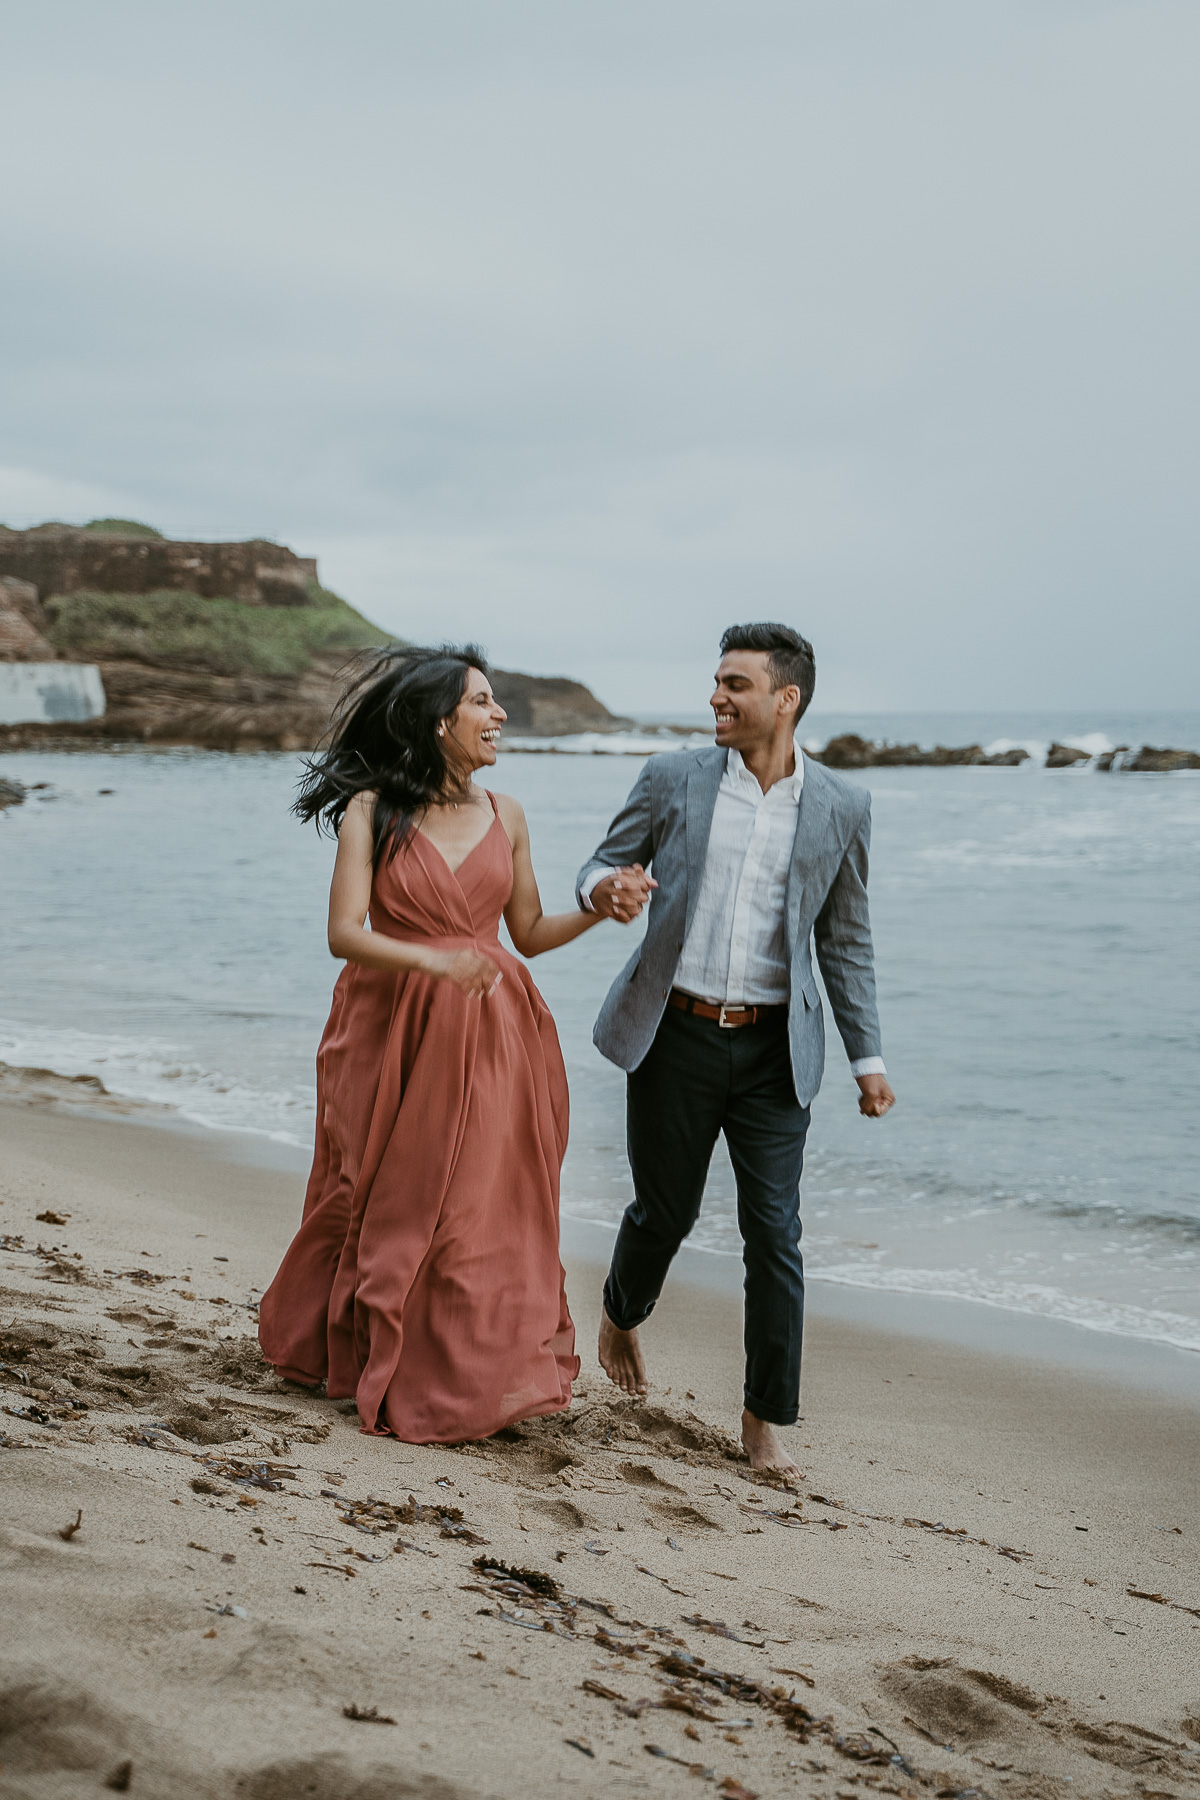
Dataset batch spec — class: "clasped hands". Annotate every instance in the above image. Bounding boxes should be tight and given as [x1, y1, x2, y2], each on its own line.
[587, 864, 658, 923]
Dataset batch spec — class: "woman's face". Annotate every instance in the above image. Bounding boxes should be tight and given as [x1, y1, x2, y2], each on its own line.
[444, 668, 507, 773]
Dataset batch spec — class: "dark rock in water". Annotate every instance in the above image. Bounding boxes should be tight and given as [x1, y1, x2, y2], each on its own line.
[922, 743, 988, 766]
[817, 733, 964, 767]
[1124, 745, 1200, 772]
[978, 747, 1031, 766]
[813, 733, 876, 768]
[816, 734, 1028, 769]
[1094, 746, 1130, 772]
[1045, 743, 1092, 768]
[0, 776, 25, 808]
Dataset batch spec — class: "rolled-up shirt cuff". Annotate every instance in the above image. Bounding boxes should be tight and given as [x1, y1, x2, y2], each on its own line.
[579, 866, 609, 912]
[850, 1056, 887, 1079]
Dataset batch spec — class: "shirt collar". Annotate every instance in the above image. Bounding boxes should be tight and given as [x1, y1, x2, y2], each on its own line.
[727, 744, 804, 801]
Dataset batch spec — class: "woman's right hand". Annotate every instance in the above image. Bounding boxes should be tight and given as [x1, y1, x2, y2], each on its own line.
[428, 947, 502, 998]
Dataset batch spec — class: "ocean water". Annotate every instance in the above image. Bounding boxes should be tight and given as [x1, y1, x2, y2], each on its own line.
[1, 720, 1198, 1359]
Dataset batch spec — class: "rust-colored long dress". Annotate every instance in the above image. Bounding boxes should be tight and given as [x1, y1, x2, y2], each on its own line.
[258, 798, 578, 1442]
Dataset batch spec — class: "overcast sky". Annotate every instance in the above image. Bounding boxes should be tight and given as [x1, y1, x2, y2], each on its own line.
[2, 2, 1197, 715]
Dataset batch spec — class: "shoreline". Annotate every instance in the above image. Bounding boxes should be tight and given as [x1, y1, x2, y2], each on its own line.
[559, 1216, 1200, 1406]
[4, 1075, 1195, 1398]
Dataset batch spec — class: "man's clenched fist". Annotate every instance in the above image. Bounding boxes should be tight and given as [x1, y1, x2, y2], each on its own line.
[855, 1073, 896, 1118]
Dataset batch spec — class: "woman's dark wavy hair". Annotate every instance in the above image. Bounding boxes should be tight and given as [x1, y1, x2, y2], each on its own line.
[294, 643, 490, 866]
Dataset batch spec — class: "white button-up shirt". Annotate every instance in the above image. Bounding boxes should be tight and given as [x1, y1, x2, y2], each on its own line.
[674, 748, 802, 1006]
[672, 747, 885, 1078]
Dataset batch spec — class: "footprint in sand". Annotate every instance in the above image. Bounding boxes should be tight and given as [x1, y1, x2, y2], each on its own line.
[523, 1495, 588, 1531]
[0, 1672, 470, 1800]
[617, 1461, 684, 1492]
[650, 1500, 723, 1533]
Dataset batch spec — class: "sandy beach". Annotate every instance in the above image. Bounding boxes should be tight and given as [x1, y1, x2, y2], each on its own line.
[2, 1091, 1198, 1800]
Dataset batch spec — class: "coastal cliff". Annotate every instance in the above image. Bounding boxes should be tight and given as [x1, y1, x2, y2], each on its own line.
[0, 521, 627, 749]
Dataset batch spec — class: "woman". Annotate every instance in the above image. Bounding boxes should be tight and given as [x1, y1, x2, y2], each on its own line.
[259, 644, 624, 1443]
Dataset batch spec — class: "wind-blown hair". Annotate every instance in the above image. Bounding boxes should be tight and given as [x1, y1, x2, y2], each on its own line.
[294, 644, 490, 866]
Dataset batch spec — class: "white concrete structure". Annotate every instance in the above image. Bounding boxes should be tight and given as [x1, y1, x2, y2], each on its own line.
[0, 663, 106, 724]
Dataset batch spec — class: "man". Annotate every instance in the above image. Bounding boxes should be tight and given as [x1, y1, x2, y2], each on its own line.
[577, 622, 894, 1476]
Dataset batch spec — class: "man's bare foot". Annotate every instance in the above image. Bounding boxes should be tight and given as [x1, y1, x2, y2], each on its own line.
[741, 1408, 800, 1481]
[598, 1311, 648, 1395]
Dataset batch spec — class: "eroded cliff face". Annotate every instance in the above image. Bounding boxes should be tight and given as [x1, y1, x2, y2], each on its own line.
[0, 526, 317, 607]
[0, 524, 626, 748]
[0, 578, 54, 660]
[24, 652, 361, 751]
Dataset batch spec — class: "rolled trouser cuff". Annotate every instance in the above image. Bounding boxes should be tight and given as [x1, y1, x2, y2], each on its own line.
[602, 1282, 656, 1334]
[743, 1387, 800, 1427]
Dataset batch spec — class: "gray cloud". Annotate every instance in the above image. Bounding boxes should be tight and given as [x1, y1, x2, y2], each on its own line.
[2, 1, 1196, 713]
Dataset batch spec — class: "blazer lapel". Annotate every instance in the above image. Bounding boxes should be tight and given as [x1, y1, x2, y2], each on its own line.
[786, 753, 833, 947]
[684, 749, 727, 937]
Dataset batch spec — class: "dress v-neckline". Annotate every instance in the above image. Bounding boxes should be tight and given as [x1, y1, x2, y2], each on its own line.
[414, 799, 500, 881]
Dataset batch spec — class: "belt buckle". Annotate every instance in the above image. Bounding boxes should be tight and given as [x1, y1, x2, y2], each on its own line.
[717, 1003, 739, 1028]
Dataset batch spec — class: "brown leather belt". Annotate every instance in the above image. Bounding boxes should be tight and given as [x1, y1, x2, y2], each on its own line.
[667, 988, 787, 1029]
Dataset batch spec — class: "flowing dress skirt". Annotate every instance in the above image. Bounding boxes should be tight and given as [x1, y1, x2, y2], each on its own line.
[259, 810, 578, 1442]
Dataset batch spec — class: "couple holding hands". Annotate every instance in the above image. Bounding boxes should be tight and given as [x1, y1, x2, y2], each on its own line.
[258, 622, 893, 1478]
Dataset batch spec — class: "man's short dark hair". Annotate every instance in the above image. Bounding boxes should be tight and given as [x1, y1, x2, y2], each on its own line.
[719, 622, 816, 720]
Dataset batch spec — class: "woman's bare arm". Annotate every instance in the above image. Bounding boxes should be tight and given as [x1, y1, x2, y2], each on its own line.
[327, 793, 500, 997]
[496, 794, 603, 958]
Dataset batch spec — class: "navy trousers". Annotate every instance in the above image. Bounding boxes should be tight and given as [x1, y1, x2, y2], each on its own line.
[602, 1004, 810, 1425]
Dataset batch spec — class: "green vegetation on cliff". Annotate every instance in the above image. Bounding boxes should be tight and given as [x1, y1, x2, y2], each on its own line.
[44, 584, 390, 677]
[3, 518, 164, 538]
[81, 518, 165, 538]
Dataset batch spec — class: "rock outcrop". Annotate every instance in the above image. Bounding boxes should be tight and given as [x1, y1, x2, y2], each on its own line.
[815, 733, 1030, 769]
[0, 578, 54, 659]
[812, 734, 1200, 771]
[485, 669, 621, 735]
[1121, 745, 1200, 772]
[0, 522, 628, 748]
[1045, 742, 1091, 768]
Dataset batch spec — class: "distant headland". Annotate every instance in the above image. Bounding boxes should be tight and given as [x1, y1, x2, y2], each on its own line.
[2, 524, 1197, 771]
[0, 520, 630, 748]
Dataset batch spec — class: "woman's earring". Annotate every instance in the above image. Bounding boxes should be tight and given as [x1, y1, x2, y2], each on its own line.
[437, 726, 444, 737]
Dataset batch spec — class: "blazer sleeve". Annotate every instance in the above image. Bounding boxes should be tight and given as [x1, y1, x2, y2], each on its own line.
[813, 795, 884, 1064]
[575, 757, 657, 908]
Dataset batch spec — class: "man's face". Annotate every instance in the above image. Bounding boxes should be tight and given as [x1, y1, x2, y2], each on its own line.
[710, 650, 795, 749]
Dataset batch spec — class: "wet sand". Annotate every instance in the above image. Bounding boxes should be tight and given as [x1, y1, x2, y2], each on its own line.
[1, 1096, 1198, 1800]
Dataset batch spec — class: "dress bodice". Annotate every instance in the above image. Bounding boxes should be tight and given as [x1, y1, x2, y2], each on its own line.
[368, 804, 511, 945]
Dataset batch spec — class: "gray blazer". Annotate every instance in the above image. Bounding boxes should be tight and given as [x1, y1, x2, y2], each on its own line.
[576, 747, 883, 1108]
